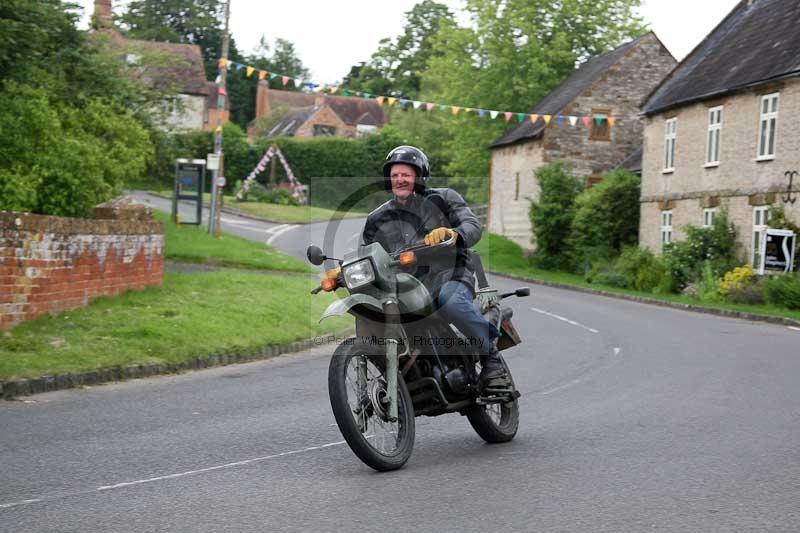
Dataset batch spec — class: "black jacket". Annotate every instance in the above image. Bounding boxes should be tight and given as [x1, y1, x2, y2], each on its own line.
[361, 188, 483, 296]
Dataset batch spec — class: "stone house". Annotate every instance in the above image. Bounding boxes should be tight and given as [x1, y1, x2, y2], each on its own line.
[249, 81, 385, 139]
[639, 0, 800, 268]
[487, 32, 676, 249]
[91, 0, 227, 131]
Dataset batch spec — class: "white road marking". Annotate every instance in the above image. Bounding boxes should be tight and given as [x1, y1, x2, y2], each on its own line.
[530, 306, 599, 334]
[220, 217, 257, 226]
[788, 326, 800, 332]
[0, 440, 346, 510]
[265, 224, 300, 245]
[614, 347, 621, 357]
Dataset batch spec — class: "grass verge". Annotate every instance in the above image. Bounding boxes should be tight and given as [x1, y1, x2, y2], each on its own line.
[475, 233, 800, 323]
[0, 271, 351, 379]
[155, 210, 311, 272]
[154, 190, 365, 224]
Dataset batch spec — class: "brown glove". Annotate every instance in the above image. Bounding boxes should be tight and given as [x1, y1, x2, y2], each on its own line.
[423, 227, 458, 246]
[322, 266, 341, 280]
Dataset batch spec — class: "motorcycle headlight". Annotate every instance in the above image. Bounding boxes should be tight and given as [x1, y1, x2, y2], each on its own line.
[343, 259, 375, 289]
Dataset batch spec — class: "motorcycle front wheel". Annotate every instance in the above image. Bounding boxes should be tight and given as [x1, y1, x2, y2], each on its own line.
[328, 340, 415, 471]
[466, 357, 519, 443]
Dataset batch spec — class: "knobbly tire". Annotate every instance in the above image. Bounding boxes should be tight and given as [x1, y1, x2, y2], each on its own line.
[328, 340, 415, 471]
[466, 358, 519, 443]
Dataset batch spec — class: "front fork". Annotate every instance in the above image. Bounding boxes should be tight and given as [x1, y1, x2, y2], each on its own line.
[383, 298, 401, 422]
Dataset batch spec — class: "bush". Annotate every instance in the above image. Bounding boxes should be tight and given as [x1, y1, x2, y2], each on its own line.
[763, 274, 800, 310]
[585, 246, 669, 293]
[528, 163, 584, 270]
[569, 169, 640, 270]
[662, 211, 739, 292]
[235, 180, 298, 205]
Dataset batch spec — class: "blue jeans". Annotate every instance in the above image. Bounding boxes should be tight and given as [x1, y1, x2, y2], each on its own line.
[436, 280, 501, 354]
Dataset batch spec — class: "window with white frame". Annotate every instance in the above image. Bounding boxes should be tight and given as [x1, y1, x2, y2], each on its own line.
[752, 206, 769, 267]
[703, 208, 716, 228]
[661, 210, 673, 245]
[663, 118, 677, 172]
[757, 93, 779, 160]
[706, 106, 722, 165]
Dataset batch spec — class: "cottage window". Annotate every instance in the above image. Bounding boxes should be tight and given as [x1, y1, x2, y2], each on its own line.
[705, 106, 722, 165]
[660, 210, 673, 246]
[757, 93, 779, 160]
[663, 118, 677, 172]
[703, 208, 716, 228]
[589, 110, 610, 141]
[752, 206, 769, 266]
[313, 124, 336, 136]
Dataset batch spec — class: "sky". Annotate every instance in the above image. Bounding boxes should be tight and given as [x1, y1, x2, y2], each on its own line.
[76, 0, 741, 84]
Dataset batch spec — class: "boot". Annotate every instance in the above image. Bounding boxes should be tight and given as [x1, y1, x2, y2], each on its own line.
[478, 349, 511, 391]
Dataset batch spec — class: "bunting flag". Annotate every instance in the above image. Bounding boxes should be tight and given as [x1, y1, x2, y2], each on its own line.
[218, 58, 619, 132]
[239, 144, 307, 205]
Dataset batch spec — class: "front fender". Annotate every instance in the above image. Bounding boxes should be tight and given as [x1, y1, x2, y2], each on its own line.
[320, 293, 384, 322]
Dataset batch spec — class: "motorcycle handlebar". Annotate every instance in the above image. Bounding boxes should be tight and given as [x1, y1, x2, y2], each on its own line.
[390, 232, 458, 259]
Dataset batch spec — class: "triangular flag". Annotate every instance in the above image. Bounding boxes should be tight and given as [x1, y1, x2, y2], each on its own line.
[516, 113, 525, 122]
[214, 74, 221, 84]
[281, 76, 289, 86]
[218, 58, 227, 68]
[235, 63, 244, 71]
[341, 89, 351, 96]
[426, 102, 435, 111]
[490, 110, 499, 119]
[452, 106, 461, 115]
[214, 125, 223, 133]
[439, 104, 448, 111]
[387, 97, 397, 106]
[269, 73, 278, 80]
[581, 116, 591, 127]
[226, 61, 232, 71]
[376, 96, 385, 105]
[246, 66, 254, 77]
[295, 78, 303, 87]
[556, 115, 565, 125]
[258, 70, 266, 81]
[412, 101, 422, 109]
[529, 114, 539, 123]
[608, 117, 616, 127]
[330, 86, 338, 94]
[569, 116, 578, 126]
[504, 112, 512, 121]
[218, 87, 227, 96]
[362, 92, 371, 98]
[594, 116, 604, 126]
[543, 115, 552, 125]
[399, 98, 409, 106]
[478, 109, 486, 117]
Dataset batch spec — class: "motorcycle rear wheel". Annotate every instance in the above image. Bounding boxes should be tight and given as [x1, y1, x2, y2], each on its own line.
[466, 357, 519, 443]
[328, 340, 415, 471]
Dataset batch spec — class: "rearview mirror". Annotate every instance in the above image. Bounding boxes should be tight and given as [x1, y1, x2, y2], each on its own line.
[306, 245, 325, 265]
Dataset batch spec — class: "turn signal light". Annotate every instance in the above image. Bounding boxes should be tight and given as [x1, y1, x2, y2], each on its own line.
[321, 277, 338, 292]
[398, 251, 416, 266]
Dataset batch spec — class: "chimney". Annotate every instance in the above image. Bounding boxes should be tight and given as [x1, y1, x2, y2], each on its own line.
[92, 0, 113, 29]
[255, 80, 271, 119]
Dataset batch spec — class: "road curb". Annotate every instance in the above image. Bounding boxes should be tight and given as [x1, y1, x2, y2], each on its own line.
[1, 331, 352, 400]
[488, 270, 800, 327]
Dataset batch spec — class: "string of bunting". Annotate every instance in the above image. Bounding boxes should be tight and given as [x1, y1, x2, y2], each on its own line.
[216, 58, 618, 129]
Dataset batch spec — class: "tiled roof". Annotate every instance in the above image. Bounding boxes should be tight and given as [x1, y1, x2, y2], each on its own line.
[643, 0, 800, 115]
[267, 90, 385, 126]
[617, 146, 642, 174]
[267, 106, 316, 137]
[490, 35, 646, 149]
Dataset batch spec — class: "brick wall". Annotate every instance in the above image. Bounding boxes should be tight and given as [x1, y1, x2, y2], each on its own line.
[639, 78, 800, 257]
[295, 105, 351, 138]
[0, 202, 164, 329]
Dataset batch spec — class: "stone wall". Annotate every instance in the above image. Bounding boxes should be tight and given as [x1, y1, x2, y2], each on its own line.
[639, 78, 800, 258]
[0, 200, 164, 330]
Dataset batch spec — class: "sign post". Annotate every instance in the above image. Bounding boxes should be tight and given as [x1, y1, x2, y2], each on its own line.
[757, 229, 796, 274]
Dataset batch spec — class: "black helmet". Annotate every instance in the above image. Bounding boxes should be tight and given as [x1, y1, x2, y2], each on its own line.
[382, 145, 430, 193]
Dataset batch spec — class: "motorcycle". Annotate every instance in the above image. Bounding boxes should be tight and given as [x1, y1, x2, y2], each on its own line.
[307, 231, 529, 471]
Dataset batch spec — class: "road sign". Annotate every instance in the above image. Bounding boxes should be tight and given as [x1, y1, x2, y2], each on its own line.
[216, 176, 226, 188]
[207, 153, 220, 171]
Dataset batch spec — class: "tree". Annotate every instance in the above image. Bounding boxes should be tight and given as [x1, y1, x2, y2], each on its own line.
[342, 1, 455, 99]
[420, 0, 646, 178]
[528, 163, 584, 270]
[569, 169, 641, 268]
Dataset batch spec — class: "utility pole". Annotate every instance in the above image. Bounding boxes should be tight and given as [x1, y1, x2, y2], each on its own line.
[209, 0, 231, 236]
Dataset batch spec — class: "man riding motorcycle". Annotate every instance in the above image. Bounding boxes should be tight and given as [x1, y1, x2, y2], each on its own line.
[360, 145, 510, 390]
